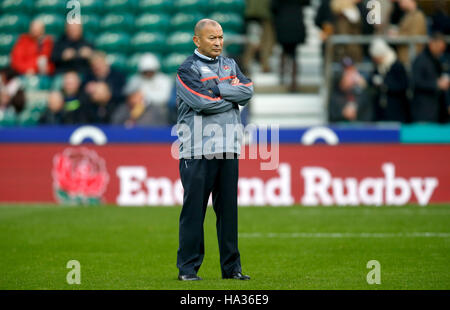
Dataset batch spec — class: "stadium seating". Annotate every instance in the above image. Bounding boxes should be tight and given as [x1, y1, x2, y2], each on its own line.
[17, 102, 46, 125]
[0, 0, 33, 14]
[210, 12, 244, 33]
[34, 13, 65, 37]
[0, 34, 17, 54]
[0, 0, 247, 77]
[96, 32, 131, 54]
[20, 75, 52, 91]
[173, 0, 210, 14]
[106, 53, 129, 73]
[104, 0, 139, 14]
[0, 14, 29, 34]
[81, 14, 100, 40]
[78, 0, 104, 14]
[33, 0, 67, 14]
[0, 0, 251, 127]
[0, 54, 10, 68]
[134, 14, 171, 33]
[100, 13, 136, 33]
[162, 53, 191, 74]
[126, 53, 144, 75]
[130, 32, 166, 54]
[166, 32, 196, 54]
[50, 73, 63, 91]
[209, 0, 245, 14]
[18, 75, 53, 125]
[138, 0, 173, 14]
[170, 12, 205, 32]
[0, 106, 17, 126]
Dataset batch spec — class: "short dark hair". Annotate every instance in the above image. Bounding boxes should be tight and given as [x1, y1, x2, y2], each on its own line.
[429, 31, 446, 42]
[194, 19, 220, 36]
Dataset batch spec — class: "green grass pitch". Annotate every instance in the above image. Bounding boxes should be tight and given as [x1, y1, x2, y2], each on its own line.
[0, 204, 449, 290]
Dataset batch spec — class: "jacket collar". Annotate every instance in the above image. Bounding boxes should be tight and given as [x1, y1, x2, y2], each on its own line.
[194, 49, 219, 63]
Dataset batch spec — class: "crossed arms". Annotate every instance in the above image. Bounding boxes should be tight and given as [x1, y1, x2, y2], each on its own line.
[176, 63, 254, 115]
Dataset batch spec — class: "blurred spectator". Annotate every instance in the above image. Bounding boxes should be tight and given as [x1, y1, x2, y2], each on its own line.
[315, 0, 334, 41]
[330, 0, 364, 63]
[315, 0, 334, 62]
[123, 54, 172, 124]
[368, 38, 409, 122]
[329, 57, 372, 122]
[51, 23, 94, 76]
[271, 0, 310, 92]
[411, 33, 449, 123]
[10, 19, 55, 75]
[82, 51, 126, 124]
[39, 91, 65, 124]
[388, 0, 405, 27]
[39, 71, 86, 124]
[61, 71, 85, 124]
[430, 1, 450, 36]
[372, 0, 394, 35]
[316, 0, 376, 65]
[392, 0, 427, 65]
[0, 68, 25, 121]
[111, 83, 168, 127]
[242, 0, 275, 74]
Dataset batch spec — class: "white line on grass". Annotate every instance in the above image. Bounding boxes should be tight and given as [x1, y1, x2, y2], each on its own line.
[239, 232, 450, 238]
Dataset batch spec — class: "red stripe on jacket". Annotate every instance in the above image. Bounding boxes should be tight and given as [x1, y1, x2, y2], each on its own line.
[200, 76, 219, 82]
[219, 75, 237, 81]
[177, 74, 222, 101]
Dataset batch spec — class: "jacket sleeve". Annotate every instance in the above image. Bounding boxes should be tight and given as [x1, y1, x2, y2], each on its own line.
[41, 36, 55, 74]
[386, 62, 408, 93]
[216, 61, 254, 106]
[315, 0, 334, 28]
[10, 36, 36, 74]
[50, 38, 65, 65]
[412, 56, 438, 92]
[176, 66, 235, 115]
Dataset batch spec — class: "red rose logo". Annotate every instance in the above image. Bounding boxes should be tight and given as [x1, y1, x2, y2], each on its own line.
[52, 147, 109, 205]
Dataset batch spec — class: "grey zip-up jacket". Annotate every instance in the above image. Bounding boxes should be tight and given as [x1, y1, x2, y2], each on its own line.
[175, 50, 254, 159]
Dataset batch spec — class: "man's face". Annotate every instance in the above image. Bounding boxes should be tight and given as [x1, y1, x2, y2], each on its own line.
[373, 55, 384, 65]
[399, 0, 413, 11]
[48, 92, 64, 112]
[66, 23, 82, 41]
[429, 39, 446, 57]
[90, 57, 109, 78]
[29, 21, 45, 39]
[63, 72, 80, 96]
[141, 70, 156, 79]
[193, 23, 223, 58]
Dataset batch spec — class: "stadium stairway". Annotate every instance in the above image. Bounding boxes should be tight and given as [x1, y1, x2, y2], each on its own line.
[248, 0, 326, 127]
[249, 93, 326, 127]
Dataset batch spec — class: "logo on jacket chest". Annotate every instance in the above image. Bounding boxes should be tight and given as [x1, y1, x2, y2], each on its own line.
[200, 66, 212, 73]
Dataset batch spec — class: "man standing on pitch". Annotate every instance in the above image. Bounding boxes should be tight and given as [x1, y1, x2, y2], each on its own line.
[175, 19, 254, 281]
